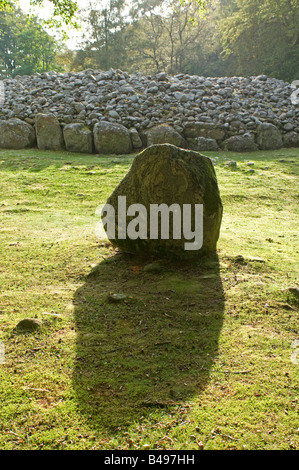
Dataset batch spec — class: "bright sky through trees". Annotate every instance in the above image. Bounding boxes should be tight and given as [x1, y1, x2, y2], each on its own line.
[20, 0, 88, 48]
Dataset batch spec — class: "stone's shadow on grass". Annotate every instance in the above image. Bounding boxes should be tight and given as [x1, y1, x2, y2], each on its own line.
[72, 252, 225, 430]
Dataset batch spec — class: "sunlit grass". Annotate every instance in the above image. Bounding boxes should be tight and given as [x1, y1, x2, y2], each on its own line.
[0, 147, 298, 450]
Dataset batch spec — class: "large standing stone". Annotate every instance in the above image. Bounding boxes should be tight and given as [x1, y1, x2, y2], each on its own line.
[256, 123, 282, 150]
[143, 124, 185, 147]
[35, 113, 65, 150]
[0, 118, 36, 149]
[63, 123, 93, 154]
[93, 121, 132, 155]
[103, 144, 223, 259]
[223, 133, 258, 152]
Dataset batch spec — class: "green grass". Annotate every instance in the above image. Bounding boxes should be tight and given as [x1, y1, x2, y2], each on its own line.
[0, 147, 298, 450]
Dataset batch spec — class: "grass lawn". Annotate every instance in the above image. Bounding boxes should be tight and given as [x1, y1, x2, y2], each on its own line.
[0, 147, 298, 450]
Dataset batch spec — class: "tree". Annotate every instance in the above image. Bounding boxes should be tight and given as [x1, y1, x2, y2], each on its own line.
[83, 0, 128, 69]
[218, 0, 299, 81]
[73, 0, 212, 74]
[124, 0, 205, 74]
[124, 5, 168, 73]
[0, 7, 63, 77]
[164, 1, 209, 74]
[70, 0, 299, 81]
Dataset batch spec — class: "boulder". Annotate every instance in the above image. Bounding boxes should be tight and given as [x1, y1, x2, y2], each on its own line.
[129, 127, 143, 149]
[36, 113, 65, 150]
[142, 124, 184, 147]
[93, 121, 132, 155]
[63, 123, 93, 154]
[223, 133, 258, 152]
[184, 122, 226, 142]
[103, 144, 223, 259]
[187, 137, 219, 151]
[0, 118, 35, 149]
[256, 123, 282, 150]
[283, 131, 299, 148]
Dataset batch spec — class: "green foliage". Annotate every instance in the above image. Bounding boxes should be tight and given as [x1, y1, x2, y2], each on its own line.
[2, 0, 297, 81]
[0, 0, 79, 26]
[218, 0, 299, 80]
[0, 0, 12, 9]
[73, 0, 212, 74]
[0, 7, 63, 77]
[71, 0, 299, 81]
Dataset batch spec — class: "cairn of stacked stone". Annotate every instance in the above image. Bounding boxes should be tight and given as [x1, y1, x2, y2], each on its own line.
[0, 69, 298, 153]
